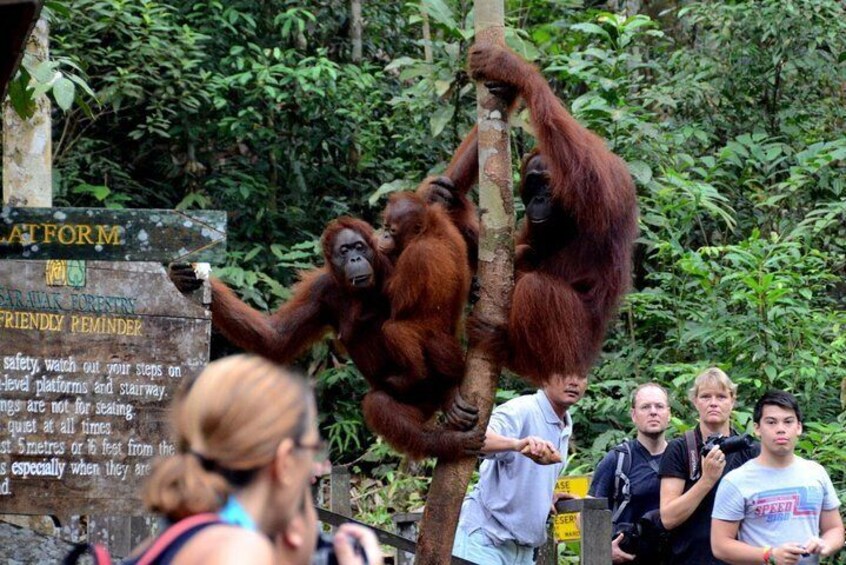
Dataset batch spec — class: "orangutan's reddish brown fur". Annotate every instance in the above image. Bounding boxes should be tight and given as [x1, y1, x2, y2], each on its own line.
[380, 192, 472, 399]
[467, 42, 639, 385]
[170, 217, 483, 460]
[415, 126, 481, 272]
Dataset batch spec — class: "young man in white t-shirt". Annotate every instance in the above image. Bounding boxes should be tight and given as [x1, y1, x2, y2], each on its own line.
[711, 390, 844, 564]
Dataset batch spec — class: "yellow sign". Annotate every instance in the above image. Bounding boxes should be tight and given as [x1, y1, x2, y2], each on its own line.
[553, 474, 591, 542]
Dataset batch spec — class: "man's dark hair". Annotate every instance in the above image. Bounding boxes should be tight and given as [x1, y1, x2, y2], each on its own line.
[753, 390, 802, 424]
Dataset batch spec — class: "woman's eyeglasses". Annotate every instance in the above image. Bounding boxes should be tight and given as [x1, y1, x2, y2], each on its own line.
[294, 438, 330, 463]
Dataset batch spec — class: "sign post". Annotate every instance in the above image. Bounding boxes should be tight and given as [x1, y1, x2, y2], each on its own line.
[1, 4, 226, 556]
[553, 475, 592, 542]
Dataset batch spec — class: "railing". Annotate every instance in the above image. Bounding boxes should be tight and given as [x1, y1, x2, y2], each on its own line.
[540, 498, 612, 565]
[320, 466, 474, 565]
[323, 467, 612, 565]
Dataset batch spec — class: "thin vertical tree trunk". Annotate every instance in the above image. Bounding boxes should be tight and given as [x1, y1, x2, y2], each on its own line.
[350, 0, 362, 63]
[0, 13, 55, 537]
[3, 16, 51, 206]
[421, 10, 433, 64]
[414, 1, 514, 563]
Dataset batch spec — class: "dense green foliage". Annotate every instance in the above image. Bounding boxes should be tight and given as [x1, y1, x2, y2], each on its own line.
[4, 0, 845, 546]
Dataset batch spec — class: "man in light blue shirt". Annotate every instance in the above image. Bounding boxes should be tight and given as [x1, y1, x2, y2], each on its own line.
[452, 373, 587, 564]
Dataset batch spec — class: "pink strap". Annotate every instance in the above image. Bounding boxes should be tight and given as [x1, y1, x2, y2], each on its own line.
[92, 544, 113, 565]
[136, 513, 220, 565]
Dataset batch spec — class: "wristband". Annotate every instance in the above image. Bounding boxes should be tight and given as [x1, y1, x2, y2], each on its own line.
[762, 546, 774, 564]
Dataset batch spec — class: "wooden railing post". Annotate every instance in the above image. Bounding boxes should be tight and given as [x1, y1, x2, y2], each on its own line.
[392, 511, 423, 565]
[555, 498, 612, 565]
[535, 519, 557, 565]
[330, 465, 352, 521]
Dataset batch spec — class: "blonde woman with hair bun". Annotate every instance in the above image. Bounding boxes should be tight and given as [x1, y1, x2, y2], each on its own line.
[135, 354, 323, 564]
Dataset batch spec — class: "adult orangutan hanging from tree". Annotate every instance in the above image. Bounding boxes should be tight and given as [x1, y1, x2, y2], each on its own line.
[168, 216, 483, 460]
[467, 41, 639, 385]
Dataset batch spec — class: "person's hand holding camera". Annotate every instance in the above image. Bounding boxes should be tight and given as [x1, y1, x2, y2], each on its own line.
[770, 542, 809, 565]
[801, 536, 831, 557]
[611, 532, 636, 563]
[700, 446, 726, 487]
[333, 524, 384, 565]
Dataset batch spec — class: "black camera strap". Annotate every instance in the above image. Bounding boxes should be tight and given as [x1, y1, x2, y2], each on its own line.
[684, 429, 700, 482]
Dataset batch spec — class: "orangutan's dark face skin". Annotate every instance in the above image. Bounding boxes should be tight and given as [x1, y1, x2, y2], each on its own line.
[331, 228, 376, 289]
[378, 195, 425, 261]
[522, 155, 553, 225]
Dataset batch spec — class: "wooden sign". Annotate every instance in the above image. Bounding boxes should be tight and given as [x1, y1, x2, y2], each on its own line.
[0, 260, 210, 515]
[0, 207, 226, 263]
[553, 475, 591, 542]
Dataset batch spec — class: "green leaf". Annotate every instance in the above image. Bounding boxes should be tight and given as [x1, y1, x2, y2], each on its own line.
[28, 60, 58, 84]
[434, 79, 452, 97]
[367, 179, 416, 206]
[52, 77, 76, 111]
[764, 365, 777, 382]
[571, 22, 612, 43]
[385, 56, 418, 71]
[7, 72, 36, 119]
[73, 183, 111, 201]
[628, 161, 653, 185]
[505, 29, 540, 61]
[421, 0, 457, 30]
[429, 104, 454, 138]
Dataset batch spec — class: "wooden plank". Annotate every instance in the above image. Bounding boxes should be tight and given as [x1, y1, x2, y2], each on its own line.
[330, 466, 352, 518]
[580, 506, 612, 565]
[392, 512, 423, 565]
[88, 514, 159, 558]
[0, 260, 210, 516]
[535, 520, 556, 565]
[0, 207, 226, 263]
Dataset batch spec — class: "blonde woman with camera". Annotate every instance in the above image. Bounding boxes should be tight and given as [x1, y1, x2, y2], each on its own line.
[658, 368, 759, 565]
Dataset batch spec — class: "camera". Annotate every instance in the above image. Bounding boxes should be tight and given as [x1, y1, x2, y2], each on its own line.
[616, 509, 668, 560]
[616, 522, 646, 556]
[700, 433, 753, 458]
[312, 531, 368, 565]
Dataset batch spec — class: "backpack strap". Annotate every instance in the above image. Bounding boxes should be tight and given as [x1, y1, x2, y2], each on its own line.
[611, 440, 634, 523]
[684, 429, 700, 482]
[134, 513, 221, 565]
[646, 453, 661, 475]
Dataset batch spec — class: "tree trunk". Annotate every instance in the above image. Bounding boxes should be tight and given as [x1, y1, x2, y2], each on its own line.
[421, 10, 433, 64]
[3, 16, 51, 206]
[0, 13, 55, 537]
[414, 1, 514, 564]
[350, 0, 362, 63]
